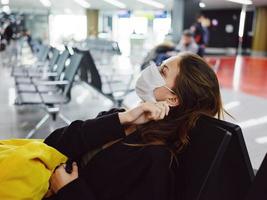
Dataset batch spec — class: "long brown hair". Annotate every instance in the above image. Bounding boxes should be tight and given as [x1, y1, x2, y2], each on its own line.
[137, 52, 225, 154]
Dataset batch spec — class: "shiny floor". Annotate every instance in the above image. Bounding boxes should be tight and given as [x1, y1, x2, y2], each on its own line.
[0, 50, 267, 170]
[211, 55, 267, 98]
[211, 55, 267, 170]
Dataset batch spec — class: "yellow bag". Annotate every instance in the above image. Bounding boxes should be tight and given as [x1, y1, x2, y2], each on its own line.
[0, 139, 67, 200]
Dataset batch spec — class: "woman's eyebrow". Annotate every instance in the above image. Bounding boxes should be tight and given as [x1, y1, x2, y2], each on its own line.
[163, 65, 169, 70]
[161, 64, 168, 69]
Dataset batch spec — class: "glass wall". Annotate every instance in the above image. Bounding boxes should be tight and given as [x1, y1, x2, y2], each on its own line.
[99, 10, 171, 56]
[49, 14, 87, 49]
[24, 14, 49, 43]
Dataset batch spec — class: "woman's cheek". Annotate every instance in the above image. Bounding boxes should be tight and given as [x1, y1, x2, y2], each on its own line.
[153, 87, 168, 101]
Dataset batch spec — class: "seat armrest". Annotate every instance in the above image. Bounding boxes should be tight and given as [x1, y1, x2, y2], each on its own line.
[35, 80, 69, 86]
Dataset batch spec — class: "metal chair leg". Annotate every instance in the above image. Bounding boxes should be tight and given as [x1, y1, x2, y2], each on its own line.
[25, 110, 71, 139]
[25, 114, 50, 139]
[58, 113, 71, 125]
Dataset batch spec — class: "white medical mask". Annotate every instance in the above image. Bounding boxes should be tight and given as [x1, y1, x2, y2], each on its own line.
[135, 62, 175, 102]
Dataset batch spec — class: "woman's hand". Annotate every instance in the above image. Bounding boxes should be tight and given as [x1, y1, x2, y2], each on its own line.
[118, 101, 170, 129]
[50, 162, 78, 194]
[44, 189, 55, 198]
[133, 101, 170, 124]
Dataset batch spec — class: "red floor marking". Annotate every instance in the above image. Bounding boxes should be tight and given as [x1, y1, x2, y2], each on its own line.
[206, 56, 267, 99]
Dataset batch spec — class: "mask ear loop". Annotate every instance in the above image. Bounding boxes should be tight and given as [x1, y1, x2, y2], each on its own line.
[163, 85, 177, 95]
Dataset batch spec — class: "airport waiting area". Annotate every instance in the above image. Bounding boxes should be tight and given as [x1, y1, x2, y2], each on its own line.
[0, 0, 267, 199]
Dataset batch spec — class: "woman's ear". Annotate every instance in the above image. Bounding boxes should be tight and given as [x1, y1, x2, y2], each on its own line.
[167, 96, 179, 107]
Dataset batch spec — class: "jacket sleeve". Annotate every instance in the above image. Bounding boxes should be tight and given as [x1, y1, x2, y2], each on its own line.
[95, 108, 125, 118]
[44, 112, 125, 159]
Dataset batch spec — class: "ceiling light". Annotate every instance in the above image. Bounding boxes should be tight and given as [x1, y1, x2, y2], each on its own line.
[137, 0, 165, 9]
[74, 0, 91, 8]
[238, 5, 246, 37]
[1, 0, 9, 5]
[103, 0, 126, 9]
[40, 0, 51, 7]
[199, 2, 206, 8]
[226, 0, 253, 5]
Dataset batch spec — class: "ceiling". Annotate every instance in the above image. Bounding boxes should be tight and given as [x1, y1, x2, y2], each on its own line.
[202, 0, 267, 9]
[1, 0, 267, 14]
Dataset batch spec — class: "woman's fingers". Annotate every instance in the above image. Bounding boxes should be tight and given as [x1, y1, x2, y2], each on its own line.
[50, 162, 79, 193]
[148, 108, 159, 120]
[155, 102, 169, 119]
[131, 101, 171, 125]
[140, 101, 170, 122]
[163, 101, 170, 115]
[158, 104, 166, 119]
[72, 162, 78, 174]
[149, 102, 169, 120]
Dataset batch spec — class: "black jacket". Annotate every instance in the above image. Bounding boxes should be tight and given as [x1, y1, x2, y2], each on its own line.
[44, 109, 178, 200]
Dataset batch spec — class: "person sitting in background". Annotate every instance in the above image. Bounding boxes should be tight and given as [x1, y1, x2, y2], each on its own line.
[140, 42, 176, 69]
[176, 29, 199, 54]
[190, 14, 210, 57]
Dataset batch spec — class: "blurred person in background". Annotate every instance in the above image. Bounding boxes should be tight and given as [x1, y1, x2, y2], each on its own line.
[191, 14, 210, 57]
[176, 29, 199, 54]
[3, 20, 14, 45]
[140, 42, 176, 69]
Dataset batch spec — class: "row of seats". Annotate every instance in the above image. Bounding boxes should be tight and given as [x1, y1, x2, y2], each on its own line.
[82, 38, 121, 55]
[72, 47, 135, 106]
[12, 41, 134, 138]
[12, 44, 83, 138]
[10, 39, 266, 200]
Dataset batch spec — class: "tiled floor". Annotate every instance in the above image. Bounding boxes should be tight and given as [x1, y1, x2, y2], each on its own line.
[1, 49, 267, 170]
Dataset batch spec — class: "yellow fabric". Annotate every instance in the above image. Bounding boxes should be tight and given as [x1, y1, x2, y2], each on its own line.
[0, 139, 67, 200]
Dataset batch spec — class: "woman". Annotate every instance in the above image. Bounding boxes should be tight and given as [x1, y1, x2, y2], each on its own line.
[43, 52, 224, 200]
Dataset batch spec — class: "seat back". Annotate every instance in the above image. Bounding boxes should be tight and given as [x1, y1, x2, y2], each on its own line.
[29, 39, 41, 54]
[73, 48, 102, 92]
[62, 52, 83, 98]
[85, 38, 121, 55]
[48, 48, 60, 68]
[37, 45, 50, 62]
[245, 153, 267, 200]
[35, 45, 44, 59]
[54, 50, 70, 80]
[202, 116, 254, 200]
[175, 116, 232, 200]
